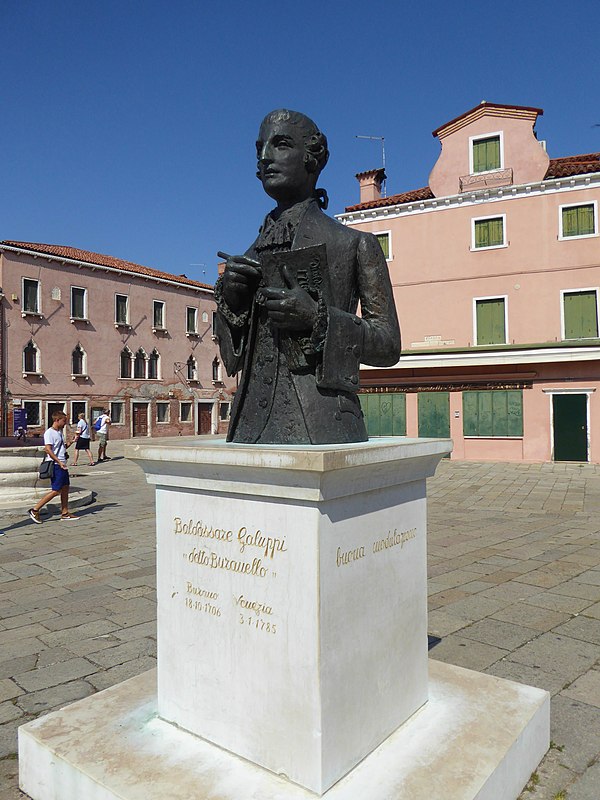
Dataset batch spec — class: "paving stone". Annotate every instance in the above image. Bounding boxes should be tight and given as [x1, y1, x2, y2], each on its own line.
[550, 695, 600, 774]
[574, 569, 600, 586]
[486, 659, 568, 695]
[0, 703, 24, 724]
[460, 618, 538, 650]
[428, 636, 508, 671]
[85, 637, 156, 668]
[561, 668, 600, 708]
[491, 602, 570, 632]
[564, 759, 600, 799]
[14, 657, 97, 692]
[36, 619, 119, 648]
[0, 756, 27, 799]
[507, 633, 599, 683]
[0, 681, 23, 704]
[0, 656, 37, 680]
[16, 679, 95, 715]
[86, 656, 157, 691]
[552, 615, 600, 646]
[524, 591, 594, 614]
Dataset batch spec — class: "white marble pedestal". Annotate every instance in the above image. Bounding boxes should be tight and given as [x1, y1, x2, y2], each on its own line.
[18, 437, 550, 800]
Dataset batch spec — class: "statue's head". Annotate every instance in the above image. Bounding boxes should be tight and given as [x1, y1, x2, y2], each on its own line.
[256, 109, 329, 205]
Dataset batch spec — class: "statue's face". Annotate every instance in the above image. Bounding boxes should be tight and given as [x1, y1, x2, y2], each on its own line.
[256, 118, 316, 204]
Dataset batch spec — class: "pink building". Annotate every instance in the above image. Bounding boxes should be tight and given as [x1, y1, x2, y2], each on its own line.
[0, 242, 234, 440]
[339, 102, 600, 462]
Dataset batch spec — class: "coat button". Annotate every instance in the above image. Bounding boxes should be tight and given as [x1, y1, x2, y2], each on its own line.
[259, 398, 268, 408]
[353, 317, 361, 326]
[334, 411, 342, 421]
[352, 345, 361, 357]
[265, 354, 274, 362]
[350, 375, 358, 385]
[264, 376, 273, 385]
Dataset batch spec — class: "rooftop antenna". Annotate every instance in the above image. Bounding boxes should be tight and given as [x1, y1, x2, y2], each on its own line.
[190, 263, 207, 280]
[356, 135, 386, 197]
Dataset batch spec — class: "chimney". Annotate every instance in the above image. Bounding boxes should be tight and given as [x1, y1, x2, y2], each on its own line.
[355, 168, 386, 203]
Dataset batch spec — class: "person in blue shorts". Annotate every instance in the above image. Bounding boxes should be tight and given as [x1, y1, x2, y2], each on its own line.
[28, 410, 78, 523]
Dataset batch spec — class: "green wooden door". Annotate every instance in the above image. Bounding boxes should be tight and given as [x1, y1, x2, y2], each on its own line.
[553, 394, 588, 462]
[418, 392, 450, 438]
[360, 393, 406, 437]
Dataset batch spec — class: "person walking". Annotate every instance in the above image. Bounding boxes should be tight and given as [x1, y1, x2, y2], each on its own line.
[97, 409, 111, 462]
[27, 410, 78, 523]
[72, 412, 94, 466]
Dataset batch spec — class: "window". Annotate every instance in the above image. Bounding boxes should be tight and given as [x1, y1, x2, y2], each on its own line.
[212, 357, 222, 382]
[134, 349, 147, 379]
[23, 401, 40, 426]
[475, 297, 507, 345]
[463, 391, 523, 437]
[115, 294, 129, 325]
[562, 290, 599, 339]
[71, 287, 87, 320]
[71, 345, 86, 375]
[360, 392, 406, 437]
[219, 402, 231, 421]
[153, 300, 165, 329]
[471, 134, 501, 174]
[202, 311, 209, 323]
[71, 401, 86, 424]
[375, 232, 391, 260]
[157, 402, 170, 423]
[559, 202, 597, 240]
[472, 215, 506, 250]
[23, 340, 39, 373]
[110, 401, 124, 424]
[180, 401, 193, 422]
[186, 355, 197, 381]
[212, 311, 217, 336]
[23, 279, 40, 314]
[120, 348, 132, 378]
[148, 349, 160, 380]
[186, 307, 198, 334]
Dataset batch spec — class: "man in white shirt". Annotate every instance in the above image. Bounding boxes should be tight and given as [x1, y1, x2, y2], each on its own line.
[28, 410, 78, 523]
[97, 409, 111, 463]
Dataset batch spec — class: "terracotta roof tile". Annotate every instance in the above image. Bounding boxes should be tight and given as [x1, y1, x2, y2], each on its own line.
[0, 241, 213, 291]
[344, 186, 434, 212]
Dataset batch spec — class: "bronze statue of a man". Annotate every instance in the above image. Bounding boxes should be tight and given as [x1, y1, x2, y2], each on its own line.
[214, 109, 400, 445]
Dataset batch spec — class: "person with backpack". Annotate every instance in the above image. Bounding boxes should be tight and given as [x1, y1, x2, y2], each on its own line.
[72, 413, 94, 467]
[28, 410, 78, 523]
[96, 409, 111, 462]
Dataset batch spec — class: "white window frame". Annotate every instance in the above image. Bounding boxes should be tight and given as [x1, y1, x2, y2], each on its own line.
[23, 400, 41, 427]
[469, 131, 504, 175]
[129, 399, 151, 437]
[115, 293, 130, 326]
[119, 347, 133, 379]
[156, 401, 170, 424]
[22, 277, 41, 316]
[71, 344, 88, 378]
[544, 388, 594, 462]
[471, 213, 507, 251]
[558, 200, 598, 241]
[374, 230, 392, 261]
[560, 287, 600, 341]
[179, 400, 193, 423]
[133, 348, 148, 380]
[147, 349, 161, 381]
[186, 306, 198, 335]
[23, 340, 41, 375]
[219, 401, 231, 421]
[152, 299, 166, 331]
[473, 295, 509, 346]
[70, 400, 88, 424]
[70, 286, 88, 321]
[110, 401, 125, 425]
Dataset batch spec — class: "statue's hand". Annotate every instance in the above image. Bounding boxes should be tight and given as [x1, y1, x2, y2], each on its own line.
[221, 256, 262, 315]
[258, 266, 318, 332]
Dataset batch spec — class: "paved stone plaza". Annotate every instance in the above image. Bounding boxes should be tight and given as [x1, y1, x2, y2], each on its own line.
[0, 439, 599, 799]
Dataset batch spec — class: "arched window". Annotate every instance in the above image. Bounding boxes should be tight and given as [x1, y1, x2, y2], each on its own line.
[186, 355, 197, 381]
[134, 349, 147, 379]
[148, 349, 160, 380]
[23, 340, 39, 373]
[212, 357, 221, 383]
[120, 348, 132, 379]
[72, 344, 85, 376]
[202, 311, 208, 323]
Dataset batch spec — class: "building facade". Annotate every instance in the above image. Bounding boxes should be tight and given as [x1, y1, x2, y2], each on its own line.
[338, 102, 600, 462]
[0, 241, 234, 440]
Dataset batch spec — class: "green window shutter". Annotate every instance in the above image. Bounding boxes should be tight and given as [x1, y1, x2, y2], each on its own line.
[463, 390, 523, 437]
[564, 291, 598, 339]
[376, 233, 390, 259]
[563, 204, 595, 237]
[474, 217, 503, 249]
[379, 395, 394, 436]
[476, 298, 506, 345]
[462, 392, 479, 436]
[392, 393, 406, 436]
[472, 136, 500, 173]
[361, 394, 380, 437]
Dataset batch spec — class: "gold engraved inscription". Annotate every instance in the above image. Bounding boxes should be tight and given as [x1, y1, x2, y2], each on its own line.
[336, 546, 366, 567]
[187, 547, 269, 578]
[372, 528, 416, 554]
[238, 614, 277, 634]
[237, 527, 287, 560]
[186, 581, 219, 600]
[235, 594, 273, 617]
[185, 596, 222, 616]
[173, 517, 233, 542]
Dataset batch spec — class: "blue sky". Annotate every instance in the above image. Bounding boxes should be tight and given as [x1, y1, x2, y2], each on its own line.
[2, 0, 599, 284]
